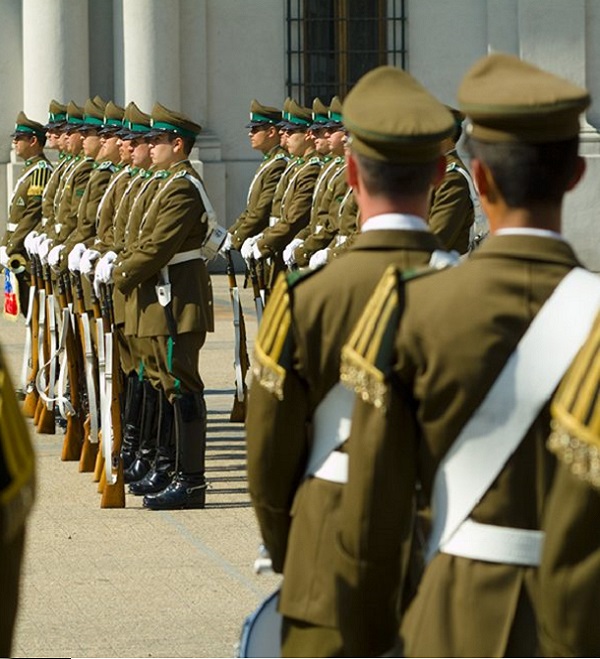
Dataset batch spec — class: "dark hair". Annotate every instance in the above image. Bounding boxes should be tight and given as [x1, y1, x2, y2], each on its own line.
[34, 132, 47, 148]
[354, 151, 438, 197]
[167, 132, 196, 155]
[465, 136, 580, 207]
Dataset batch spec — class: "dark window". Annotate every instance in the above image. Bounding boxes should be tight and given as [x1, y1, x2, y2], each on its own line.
[286, 0, 407, 105]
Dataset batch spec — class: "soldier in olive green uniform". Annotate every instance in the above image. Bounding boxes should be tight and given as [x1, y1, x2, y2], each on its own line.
[289, 97, 348, 268]
[336, 54, 591, 656]
[283, 97, 346, 269]
[538, 314, 600, 657]
[221, 100, 288, 254]
[0, 344, 36, 657]
[93, 105, 168, 483]
[112, 103, 214, 510]
[428, 108, 475, 255]
[243, 100, 322, 286]
[45, 101, 97, 266]
[245, 67, 452, 657]
[0, 112, 52, 312]
[38, 101, 71, 234]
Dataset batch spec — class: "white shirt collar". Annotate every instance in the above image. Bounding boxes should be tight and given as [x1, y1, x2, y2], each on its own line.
[361, 213, 429, 233]
[494, 227, 566, 242]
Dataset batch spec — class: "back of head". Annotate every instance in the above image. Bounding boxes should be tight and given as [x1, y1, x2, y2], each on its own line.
[343, 65, 453, 198]
[459, 52, 590, 207]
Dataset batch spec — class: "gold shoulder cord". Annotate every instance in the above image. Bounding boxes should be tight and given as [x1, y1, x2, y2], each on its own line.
[549, 312, 600, 488]
[252, 273, 292, 400]
[0, 349, 36, 543]
[341, 265, 401, 410]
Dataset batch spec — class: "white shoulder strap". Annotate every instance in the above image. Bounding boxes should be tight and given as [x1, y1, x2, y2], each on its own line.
[427, 267, 600, 562]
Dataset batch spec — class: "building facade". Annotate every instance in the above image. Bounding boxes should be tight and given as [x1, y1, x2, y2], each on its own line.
[1, 0, 599, 268]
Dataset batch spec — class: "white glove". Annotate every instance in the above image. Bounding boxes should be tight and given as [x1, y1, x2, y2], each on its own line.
[95, 251, 117, 284]
[67, 243, 87, 273]
[252, 242, 264, 261]
[48, 244, 65, 269]
[80, 249, 101, 278]
[0, 246, 8, 269]
[309, 248, 330, 270]
[240, 235, 260, 261]
[38, 237, 53, 265]
[24, 230, 39, 257]
[28, 232, 47, 256]
[219, 233, 233, 254]
[283, 238, 304, 267]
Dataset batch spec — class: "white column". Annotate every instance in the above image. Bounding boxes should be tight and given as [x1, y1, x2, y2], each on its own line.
[122, 0, 181, 111]
[180, 0, 207, 123]
[0, 0, 22, 162]
[22, 0, 90, 122]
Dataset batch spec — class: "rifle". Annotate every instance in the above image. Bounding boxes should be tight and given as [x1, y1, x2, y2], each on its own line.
[99, 283, 125, 508]
[248, 258, 265, 325]
[14, 255, 36, 401]
[32, 257, 50, 429]
[90, 284, 106, 483]
[56, 272, 84, 461]
[72, 269, 99, 472]
[22, 256, 42, 417]
[226, 251, 249, 422]
[35, 263, 58, 435]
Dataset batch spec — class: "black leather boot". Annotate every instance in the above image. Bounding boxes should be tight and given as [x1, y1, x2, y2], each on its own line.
[119, 374, 144, 470]
[129, 392, 175, 495]
[143, 391, 207, 510]
[124, 381, 158, 484]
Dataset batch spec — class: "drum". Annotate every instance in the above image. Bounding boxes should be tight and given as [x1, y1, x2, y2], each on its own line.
[237, 589, 281, 657]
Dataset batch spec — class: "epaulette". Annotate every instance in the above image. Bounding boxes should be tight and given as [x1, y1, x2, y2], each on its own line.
[154, 170, 170, 179]
[274, 153, 287, 161]
[308, 156, 322, 165]
[36, 159, 49, 169]
[334, 156, 344, 164]
[548, 313, 600, 489]
[341, 262, 451, 409]
[98, 160, 115, 171]
[174, 170, 187, 179]
[341, 265, 401, 410]
[446, 161, 457, 173]
[252, 273, 295, 400]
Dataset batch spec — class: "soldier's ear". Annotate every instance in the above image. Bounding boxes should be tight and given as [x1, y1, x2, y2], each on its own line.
[345, 150, 359, 190]
[432, 154, 446, 187]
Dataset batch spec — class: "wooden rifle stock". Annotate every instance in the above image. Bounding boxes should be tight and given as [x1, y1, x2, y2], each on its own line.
[100, 284, 125, 508]
[57, 274, 84, 461]
[22, 256, 40, 417]
[35, 264, 56, 435]
[226, 252, 250, 422]
[91, 286, 105, 483]
[72, 270, 99, 473]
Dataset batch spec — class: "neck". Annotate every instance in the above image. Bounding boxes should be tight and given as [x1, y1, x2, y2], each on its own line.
[359, 194, 429, 226]
[487, 202, 563, 235]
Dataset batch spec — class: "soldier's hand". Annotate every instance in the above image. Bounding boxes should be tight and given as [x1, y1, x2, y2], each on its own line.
[67, 243, 87, 273]
[251, 242, 264, 261]
[0, 246, 9, 269]
[38, 237, 53, 265]
[309, 248, 330, 270]
[283, 238, 303, 267]
[218, 232, 233, 255]
[95, 251, 117, 284]
[240, 235, 259, 262]
[48, 244, 65, 269]
[80, 249, 101, 279]
[24, 230, 39, 257]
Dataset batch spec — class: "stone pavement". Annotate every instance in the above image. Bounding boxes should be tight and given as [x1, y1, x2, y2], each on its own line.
[2, 273, 280, 658]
